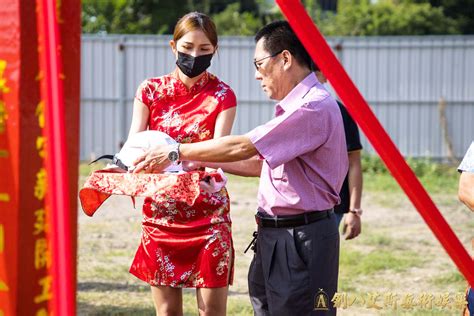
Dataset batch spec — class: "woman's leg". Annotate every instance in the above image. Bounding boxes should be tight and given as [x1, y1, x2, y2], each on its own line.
[150, 285, 183, 316]
[196, 287, 228, 316]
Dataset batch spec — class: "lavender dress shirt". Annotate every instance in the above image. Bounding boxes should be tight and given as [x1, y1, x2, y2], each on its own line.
[246, 73, 348, 216]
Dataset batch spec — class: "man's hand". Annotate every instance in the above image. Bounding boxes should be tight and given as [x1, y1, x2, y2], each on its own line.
[132, 144, 172, 173]
[342, 212, 361, 240]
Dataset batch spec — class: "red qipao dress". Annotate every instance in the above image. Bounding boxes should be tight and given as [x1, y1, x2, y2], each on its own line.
[129, 71, 237, 288]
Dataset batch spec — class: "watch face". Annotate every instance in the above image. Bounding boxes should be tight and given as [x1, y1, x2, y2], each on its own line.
[168, 151, 179, 162]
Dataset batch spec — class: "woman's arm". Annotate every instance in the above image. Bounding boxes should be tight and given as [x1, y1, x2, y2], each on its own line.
[343, 150, 363, 240]
[348, 150, 363, 212]
[127, 98, 150, 138]
[213, 107, 236, 139]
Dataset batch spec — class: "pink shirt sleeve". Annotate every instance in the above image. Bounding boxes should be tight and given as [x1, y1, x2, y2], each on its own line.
[246, 100, 336, 170]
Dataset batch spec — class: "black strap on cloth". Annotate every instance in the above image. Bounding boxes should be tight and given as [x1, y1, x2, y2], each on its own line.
[89, 154, 129, 172]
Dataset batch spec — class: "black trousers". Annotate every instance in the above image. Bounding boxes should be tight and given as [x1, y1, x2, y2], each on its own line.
[248, 212, 339, 316]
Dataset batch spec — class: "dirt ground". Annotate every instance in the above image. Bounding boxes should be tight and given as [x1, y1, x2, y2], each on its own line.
[77, 175, 472, 315]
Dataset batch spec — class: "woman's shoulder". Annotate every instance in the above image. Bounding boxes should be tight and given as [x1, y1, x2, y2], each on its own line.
[207, 73, 237, 107]
[208, 73, 232, 89]
[138, 73, 174, 90]
[135, 73, 176, 105]
[208, 74, 235, 95]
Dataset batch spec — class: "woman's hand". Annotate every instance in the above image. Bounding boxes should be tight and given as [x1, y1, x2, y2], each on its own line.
[132, 144, 172, 173]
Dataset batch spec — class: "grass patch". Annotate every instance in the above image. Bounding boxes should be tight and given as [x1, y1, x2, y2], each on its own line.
[79, 264, 131, 281]
[103, 249, 133, 258]
[383, 309, 459, 316]
[80, 161, 106, 176]
[362, 233, 393, 247]
[78, 289, 253, 316]
[431, 271, 467, 288]
[340, 249, 422, 275]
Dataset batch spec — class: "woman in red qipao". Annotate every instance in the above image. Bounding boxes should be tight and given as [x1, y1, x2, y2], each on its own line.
[127, 12, 237, 316]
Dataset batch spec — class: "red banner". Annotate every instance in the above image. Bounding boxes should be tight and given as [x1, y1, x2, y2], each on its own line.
[0, 0, 80, 314]
[276, 0, 473, 287]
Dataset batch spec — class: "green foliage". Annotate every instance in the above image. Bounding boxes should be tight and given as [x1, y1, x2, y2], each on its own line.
[413, 0, 474, 34]
[361, 154, 459, 194]
[318, 0, 461, 36]
[81, 0, 469, 36]
[362, 155, 459, 193]
[362, 154, 390, 175]
[81, 0, 166, 34]
[82, 0, 237, 34]
[212, 3, 263, 36]
[82, 0, 259, 35]
[362, 154, 457, 178]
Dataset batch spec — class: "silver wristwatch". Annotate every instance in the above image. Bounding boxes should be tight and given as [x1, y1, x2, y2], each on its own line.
[167, 143, 180, 165]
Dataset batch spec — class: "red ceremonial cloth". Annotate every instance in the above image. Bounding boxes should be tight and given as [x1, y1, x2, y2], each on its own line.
[79, 170, 205, 217]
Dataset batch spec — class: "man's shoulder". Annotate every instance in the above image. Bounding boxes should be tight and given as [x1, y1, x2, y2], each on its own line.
[303, 86, 338, 111]
[307, 83, 331, 99]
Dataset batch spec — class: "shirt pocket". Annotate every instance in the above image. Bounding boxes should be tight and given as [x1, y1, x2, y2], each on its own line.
[271, 164, 285, 180]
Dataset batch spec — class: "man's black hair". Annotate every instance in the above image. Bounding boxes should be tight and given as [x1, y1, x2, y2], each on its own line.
[255, 20, 313, 70]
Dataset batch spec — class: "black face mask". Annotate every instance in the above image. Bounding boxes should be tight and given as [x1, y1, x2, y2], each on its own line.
[176, 51, 213, 78]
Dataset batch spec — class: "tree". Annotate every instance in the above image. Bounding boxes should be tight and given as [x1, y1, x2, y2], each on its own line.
[413, 0, 474, 34]
[212, 3, 263, 36]
[317, 0, 461, 36]
[82, 0, 239, 34]
[82, 0, 144, 34]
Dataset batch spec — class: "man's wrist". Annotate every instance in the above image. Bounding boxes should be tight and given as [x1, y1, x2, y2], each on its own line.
[349, 208, 363, 216]
[167, 143, 180, 165]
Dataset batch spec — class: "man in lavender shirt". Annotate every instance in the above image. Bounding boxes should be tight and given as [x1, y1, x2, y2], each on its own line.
[134, 21, 348, 315]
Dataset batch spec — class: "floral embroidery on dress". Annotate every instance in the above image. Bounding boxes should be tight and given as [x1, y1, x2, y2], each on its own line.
[161, 110, 184, 133]
[214, 82, 230, 102]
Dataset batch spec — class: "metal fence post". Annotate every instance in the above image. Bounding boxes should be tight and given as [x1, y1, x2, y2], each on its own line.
[117, 36, 127, 148]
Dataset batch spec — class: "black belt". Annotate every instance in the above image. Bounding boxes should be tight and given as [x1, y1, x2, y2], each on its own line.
[255, 209, 332, 228]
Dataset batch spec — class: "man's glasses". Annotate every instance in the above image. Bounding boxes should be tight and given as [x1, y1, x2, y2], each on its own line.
[253, 50, 283, 70]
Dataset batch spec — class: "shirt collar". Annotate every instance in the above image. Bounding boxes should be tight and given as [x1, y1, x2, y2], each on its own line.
[277, 72, 319, 113]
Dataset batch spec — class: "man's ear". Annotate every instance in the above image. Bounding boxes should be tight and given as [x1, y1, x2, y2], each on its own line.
[282, 50, 292, 71]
